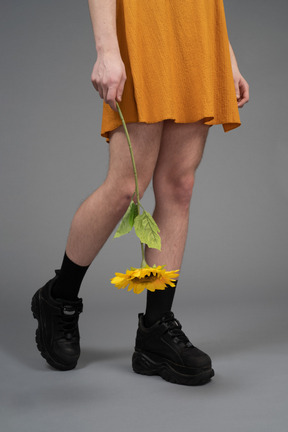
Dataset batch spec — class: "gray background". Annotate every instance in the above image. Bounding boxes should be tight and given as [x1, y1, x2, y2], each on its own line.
[1, 0, 287, 431]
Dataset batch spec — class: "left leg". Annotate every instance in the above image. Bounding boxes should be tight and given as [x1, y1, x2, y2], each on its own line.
[146, 119, 210, 270]
[144, 120, 209, 325]
[132, 121, 214, 386]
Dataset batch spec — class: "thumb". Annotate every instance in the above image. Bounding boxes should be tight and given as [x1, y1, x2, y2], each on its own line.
[235, 82, 240, 100]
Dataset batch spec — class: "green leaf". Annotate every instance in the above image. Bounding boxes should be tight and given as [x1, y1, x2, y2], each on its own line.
[129, 202, 138, 226]
[114, 201, 138, 238]
[134, 211, 161, 250]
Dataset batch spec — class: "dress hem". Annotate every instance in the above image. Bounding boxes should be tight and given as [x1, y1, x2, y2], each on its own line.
[101, 115, 241, 143]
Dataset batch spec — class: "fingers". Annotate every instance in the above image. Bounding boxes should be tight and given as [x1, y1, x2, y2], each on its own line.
[105, 74, 126, 111]
[235, 80, 241, 101]
[93, 79, 125, 112]
[237, 77, 250, 108]
[91, 58, 126, 111]
[106, 85, 118, 111]
[92, 77, 120, 111]
[116, 75, 126, 103]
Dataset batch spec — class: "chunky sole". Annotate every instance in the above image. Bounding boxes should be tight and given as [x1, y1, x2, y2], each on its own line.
[31, 291, 77, 371]
[132, 350, 214, 386]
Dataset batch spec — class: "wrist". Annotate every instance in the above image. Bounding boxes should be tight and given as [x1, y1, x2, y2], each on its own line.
[229, 42, 238, 69]
[96, 34, 120, 55]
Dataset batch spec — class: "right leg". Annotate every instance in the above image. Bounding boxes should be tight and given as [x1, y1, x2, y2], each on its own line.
[66, 121, 164, 266]
[32, 121, 164, 370]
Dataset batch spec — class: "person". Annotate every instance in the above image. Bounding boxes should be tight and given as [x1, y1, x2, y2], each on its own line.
[31, 0, 249, 385]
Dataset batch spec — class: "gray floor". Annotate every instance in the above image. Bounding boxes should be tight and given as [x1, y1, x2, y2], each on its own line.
[1, 292, 287, 432]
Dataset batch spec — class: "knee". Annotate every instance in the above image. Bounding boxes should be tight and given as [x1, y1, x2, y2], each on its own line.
[154, 173, 195, 208]
[115, 176, 149, 208]
[170, 174, 195, 207]
[116, 180, 137, 209]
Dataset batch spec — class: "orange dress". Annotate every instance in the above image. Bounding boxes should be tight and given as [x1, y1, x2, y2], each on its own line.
[101, 0, 241, 142]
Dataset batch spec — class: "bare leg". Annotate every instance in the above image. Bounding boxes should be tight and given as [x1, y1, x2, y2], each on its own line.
[66, 122, 164, 266]
[143, 120, 209, 326]
[146, 120, 210, 271]
[135, 121, 214, 384]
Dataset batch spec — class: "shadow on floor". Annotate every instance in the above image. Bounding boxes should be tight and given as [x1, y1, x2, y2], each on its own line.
[78, 347, 132, 369]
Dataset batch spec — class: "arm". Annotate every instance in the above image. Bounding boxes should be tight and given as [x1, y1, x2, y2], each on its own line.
[229, 42, 249, 108]
[88, 0, 126, 111]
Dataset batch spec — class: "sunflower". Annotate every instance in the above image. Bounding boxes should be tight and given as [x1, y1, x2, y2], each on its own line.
[111, 265, 179, 294]
[111, 104, 179, 295]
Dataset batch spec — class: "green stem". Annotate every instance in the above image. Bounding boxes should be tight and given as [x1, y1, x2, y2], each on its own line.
[116, 102, 147, 268]
[141, 243, 148, 268]
[116, 103, 140, 209]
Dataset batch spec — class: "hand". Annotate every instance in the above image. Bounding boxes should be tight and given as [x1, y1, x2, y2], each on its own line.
[91, 50, 127, 111]
[233, 68, 250, 108]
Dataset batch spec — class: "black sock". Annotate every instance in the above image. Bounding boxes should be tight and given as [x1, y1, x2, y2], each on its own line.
[144, 280, 178, 327]
[51, 252, 90, 301]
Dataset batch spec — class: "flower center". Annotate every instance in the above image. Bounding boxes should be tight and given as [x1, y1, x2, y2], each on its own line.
[133, 274, 158, 284]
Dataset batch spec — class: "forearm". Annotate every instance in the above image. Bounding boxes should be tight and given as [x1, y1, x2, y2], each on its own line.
[88, 0, 119, 53]
[228, 41, 249, 107]
[88, 0, 126, 110]
[228, 41, 239, 72]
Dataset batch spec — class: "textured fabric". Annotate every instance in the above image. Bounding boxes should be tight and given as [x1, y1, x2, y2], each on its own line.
[144, 281, 177, 327]
[101, 0, 241, 141]
[51, 252, 89, 301]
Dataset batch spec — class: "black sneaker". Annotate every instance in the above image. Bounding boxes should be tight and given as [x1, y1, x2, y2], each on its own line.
[132, 312, 214, 385]
[31, 270, 83, 371]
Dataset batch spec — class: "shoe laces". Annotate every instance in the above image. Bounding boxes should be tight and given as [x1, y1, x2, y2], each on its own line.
[161, 313, 193, 348]
[56, 304, 82, 341]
